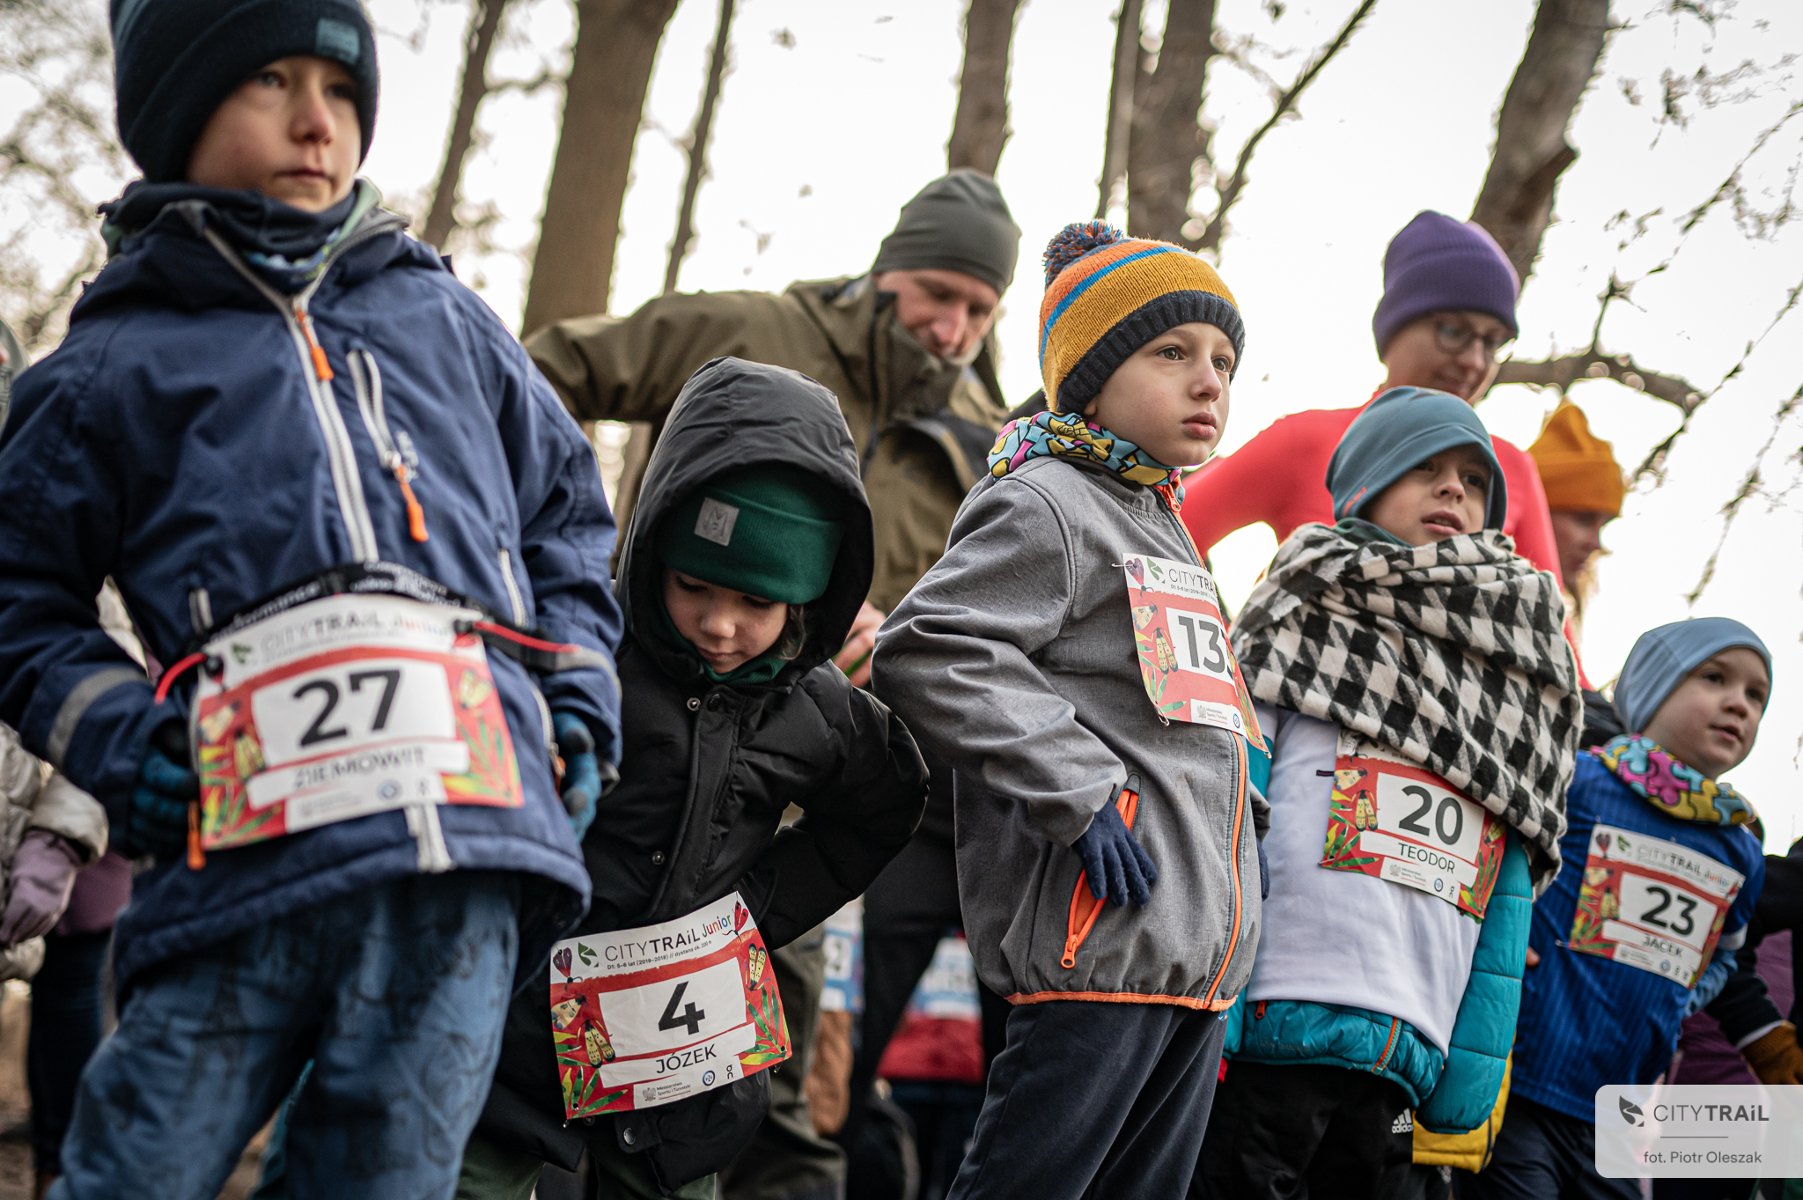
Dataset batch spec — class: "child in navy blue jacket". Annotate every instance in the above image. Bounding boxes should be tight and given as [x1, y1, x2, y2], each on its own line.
[1465, 618, 1771, 1200]
[0, 3, 621, 1196]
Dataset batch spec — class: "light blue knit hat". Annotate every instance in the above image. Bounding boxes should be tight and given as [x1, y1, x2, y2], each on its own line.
[1614, 617, 1773, 733]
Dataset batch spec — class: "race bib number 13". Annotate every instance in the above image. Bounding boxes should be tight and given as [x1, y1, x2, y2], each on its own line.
[1122, 553, 1264, 749]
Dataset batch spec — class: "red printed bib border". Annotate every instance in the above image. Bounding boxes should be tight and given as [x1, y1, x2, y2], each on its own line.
[1122, 553, 1265, 750]
[1568, 824, 1743, 987]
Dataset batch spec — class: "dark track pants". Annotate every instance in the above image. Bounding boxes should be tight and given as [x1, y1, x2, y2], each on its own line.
[948, 1000, 1228, 1200]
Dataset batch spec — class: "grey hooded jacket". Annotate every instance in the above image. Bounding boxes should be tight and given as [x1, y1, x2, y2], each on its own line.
[875, 456, 1264, 1007]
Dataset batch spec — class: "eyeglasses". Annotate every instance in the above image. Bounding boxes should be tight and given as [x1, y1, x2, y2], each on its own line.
[1431, 316, 1514, 362]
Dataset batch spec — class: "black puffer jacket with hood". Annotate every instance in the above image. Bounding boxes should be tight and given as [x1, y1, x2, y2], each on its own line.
[476, 357, 928, 1190]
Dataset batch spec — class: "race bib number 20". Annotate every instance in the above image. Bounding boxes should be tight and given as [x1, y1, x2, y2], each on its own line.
[1320, 746, 1505, 920]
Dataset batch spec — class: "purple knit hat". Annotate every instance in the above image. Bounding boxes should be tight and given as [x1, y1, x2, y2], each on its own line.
[1371, 212, 1519, 355]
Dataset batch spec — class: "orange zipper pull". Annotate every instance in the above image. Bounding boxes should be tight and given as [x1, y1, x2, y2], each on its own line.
[393, 460, 429, 542]
[294, 306, 334, 381]
[187, 801, 206, 870]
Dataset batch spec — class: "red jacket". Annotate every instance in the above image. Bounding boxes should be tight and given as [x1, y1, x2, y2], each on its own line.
[1181, 401, 1562, 585]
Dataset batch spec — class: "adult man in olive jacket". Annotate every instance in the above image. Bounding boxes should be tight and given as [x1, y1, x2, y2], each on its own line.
[525, 170, 1019, 1200]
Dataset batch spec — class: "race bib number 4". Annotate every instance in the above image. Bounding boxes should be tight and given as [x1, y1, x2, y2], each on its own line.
[548, 892, 790, 1117]
[192, 593, 523, 849]
[1320, 747, 1505, 920]
[1122, 553, 1264, 749]
[1568, 824, 1744, 986]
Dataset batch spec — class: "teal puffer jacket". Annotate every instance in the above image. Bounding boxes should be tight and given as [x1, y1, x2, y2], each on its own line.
[1228, 835, 1531, 1130]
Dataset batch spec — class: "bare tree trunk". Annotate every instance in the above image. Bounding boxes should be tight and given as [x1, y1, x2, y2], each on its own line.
[1126, 0, 1216, 244]
[1471, 0, 1611, 285]
[664, 0, 736, 296]
[423, 0, 508, 250]
[946, 0, 1025, 174]
[1096, 0, 1144, 219]
[521, 0, 680, 337]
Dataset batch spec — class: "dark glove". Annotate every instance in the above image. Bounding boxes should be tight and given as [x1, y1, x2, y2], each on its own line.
[553, 711, 612, 842]
[1743, 1022, 1803, 1086]
[1257, 836, 1270, 901]
[123, 721, 195, 860]
[0, 829, 83, 945]
[1074, 789, 1157, 907]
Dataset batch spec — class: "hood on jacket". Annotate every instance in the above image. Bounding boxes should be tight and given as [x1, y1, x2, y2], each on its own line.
[619, 356, 873, 684]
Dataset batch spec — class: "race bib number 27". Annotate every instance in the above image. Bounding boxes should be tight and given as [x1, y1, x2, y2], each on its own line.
[192, 593, 523, 849]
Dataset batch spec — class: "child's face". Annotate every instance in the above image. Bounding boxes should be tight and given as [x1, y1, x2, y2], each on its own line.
[1081, 322, 1234, 468]
[1361, 445, 1492, 546]
[662, 569, 789, 674]
[186, 56, 360, 212]
[1642, 648, 1769, 779]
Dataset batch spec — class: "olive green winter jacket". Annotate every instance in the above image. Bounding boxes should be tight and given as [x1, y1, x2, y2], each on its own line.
[525, 276, 1009, 613]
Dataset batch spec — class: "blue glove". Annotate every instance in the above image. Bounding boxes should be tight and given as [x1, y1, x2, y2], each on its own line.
[124, 721, 195, 860]
[553, 711, 609, 842]
[1074, 789, 1157, 907]
[1257, 837, 1270, 900]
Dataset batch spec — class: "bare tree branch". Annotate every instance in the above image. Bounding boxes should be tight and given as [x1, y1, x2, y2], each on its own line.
[1096, 0, 1144, 219]
[663, 0, 736, 296]
[946, 0, 1025, 175]
[1127, 0, 1217, 245]
[1684, 379, 1803, 605]
[423, 0, 509, 250]
[1470, 0, 1612, 285]
[1194, 0, 1377, 252]
[1495, 348, 1703, 412]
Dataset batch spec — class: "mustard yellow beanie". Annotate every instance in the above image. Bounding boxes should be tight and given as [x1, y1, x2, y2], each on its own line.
[1528, 401, 1624, 516]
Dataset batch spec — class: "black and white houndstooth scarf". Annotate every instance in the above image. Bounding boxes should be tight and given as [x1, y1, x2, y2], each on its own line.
[1231, 523, 1581, 889]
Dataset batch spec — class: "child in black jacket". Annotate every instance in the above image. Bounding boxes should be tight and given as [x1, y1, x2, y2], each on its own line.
[462, 357, 928, 1199]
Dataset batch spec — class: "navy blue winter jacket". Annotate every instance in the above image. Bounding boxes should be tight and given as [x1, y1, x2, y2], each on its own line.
[0, 189, 619, 988]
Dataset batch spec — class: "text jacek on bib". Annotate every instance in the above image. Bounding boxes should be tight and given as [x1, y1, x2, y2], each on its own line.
[192, 592, 523, 849]
[1319, 734, 1505, 920]
[1568, 824, 1744, 986]
[548, 892, 790, 1117]
[1121, 552, 1264, 749]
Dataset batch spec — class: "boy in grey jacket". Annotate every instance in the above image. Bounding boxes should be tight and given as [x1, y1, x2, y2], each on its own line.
[875, 221, 1265, 1199]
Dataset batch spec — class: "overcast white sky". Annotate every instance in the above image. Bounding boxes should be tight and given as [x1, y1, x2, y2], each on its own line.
[16, 0, 1803, 849]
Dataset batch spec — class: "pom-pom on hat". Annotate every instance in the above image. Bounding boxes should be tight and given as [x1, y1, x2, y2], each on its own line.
[871, 170, 1021, 295]
[1037, 222, 1244, 414]
[110, 0, 380, 184]
[1326, 386, 1507, 529]
[656, 466, 844, 606]
[1372, 211, 1519, 355]
[1613, 617, 1772, 735]
[1528, 401, 1625, 516]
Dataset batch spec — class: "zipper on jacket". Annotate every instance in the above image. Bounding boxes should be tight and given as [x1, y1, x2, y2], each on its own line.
[349, 349, 428, 542]
[1198, 735, 1249, 1006]
[201, 221, 400, 563]
[1371, 1017, 1402, 1075]
[406, 802, 455, 873]
[1061, 778, 1141, 969]
[496, 546, 529, 626]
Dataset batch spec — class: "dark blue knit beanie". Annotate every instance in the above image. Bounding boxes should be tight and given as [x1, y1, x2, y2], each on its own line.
[110, 0, 379, 183]
[1371, 212, 1518, 355]
[1326, 386, 1507, 529]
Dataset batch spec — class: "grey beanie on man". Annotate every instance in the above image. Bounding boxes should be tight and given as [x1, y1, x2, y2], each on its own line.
[1613, 617, 1773, 734]
[871, 170, 1021, 295]
[110, 0, 380, 183]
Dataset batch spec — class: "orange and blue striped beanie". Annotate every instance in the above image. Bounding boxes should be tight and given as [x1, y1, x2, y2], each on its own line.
[1038, 221, 1244, 413]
